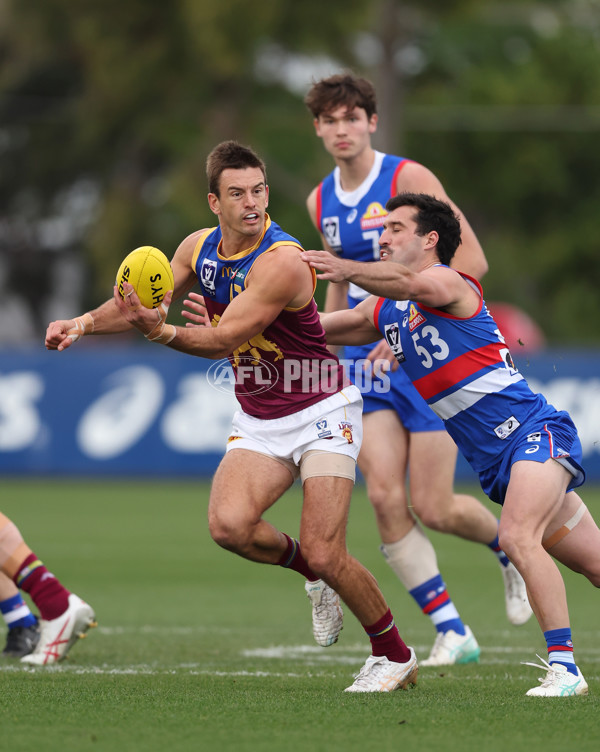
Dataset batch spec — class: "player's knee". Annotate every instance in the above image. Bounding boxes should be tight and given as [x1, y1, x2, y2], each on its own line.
[366, 478, 406, 516]
[208, 511, 248, 553]
[414, 502, 448, 532]
[411, 490, 461, 532]
[302, 540, 343, 581]
[497, 524, 528, 565]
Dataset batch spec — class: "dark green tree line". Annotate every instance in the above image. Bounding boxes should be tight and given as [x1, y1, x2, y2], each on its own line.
[1, 0, 599, 343]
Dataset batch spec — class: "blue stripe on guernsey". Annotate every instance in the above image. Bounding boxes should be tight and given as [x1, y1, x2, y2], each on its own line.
[16, 559, 43, 587]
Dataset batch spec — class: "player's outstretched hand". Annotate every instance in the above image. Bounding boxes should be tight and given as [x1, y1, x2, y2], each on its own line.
[300, 250, 350, 282]
[182, 292, 209, 328]
[45, 313, 94, 352]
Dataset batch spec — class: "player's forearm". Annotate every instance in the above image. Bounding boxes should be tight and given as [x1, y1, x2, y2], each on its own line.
[320, 310, 380, 347]
[343, 260, 413, 301]
[161, 325, 234, 360]
[87, 298, 135, 334]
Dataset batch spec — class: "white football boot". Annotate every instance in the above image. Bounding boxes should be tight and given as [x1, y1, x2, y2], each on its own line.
[421, 626, 481, 666]
[501, 562, 533, 626]
[345, 648, 418, 693]
[21, 594, 96, 666]
[305, 579, 343, 647]
[524, 656, 589, 697]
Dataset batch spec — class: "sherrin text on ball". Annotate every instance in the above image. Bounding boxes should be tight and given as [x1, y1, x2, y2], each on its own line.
[116, 246, 174, 309]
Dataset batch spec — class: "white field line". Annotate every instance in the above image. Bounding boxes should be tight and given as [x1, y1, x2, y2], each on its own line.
[240, 644, 600, 659]
[94, 627, 600, 656]
[1, 663, 599, 683]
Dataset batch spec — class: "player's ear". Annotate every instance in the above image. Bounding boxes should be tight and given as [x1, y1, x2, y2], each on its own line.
[313, 118, 322, 137]
[265, 184, 269, 208]
[368, 113, 378, 134]
[425, 230, 439, 251]
[207, 192, 220, 216]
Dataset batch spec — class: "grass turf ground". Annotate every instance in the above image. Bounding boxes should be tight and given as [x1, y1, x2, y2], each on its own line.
[1, 479, 599, 752]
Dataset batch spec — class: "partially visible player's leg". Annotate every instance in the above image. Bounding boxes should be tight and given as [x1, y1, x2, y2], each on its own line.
[359, 412, 478, 664]
[358, 409, 414, 544]
[408, 431, 498, 541]
[209, 448, 344, 645]
[542, 490, 600, 585]
[207, 449, 295, 564]
[409, 430, 531, 626]
[500, 461, 589, 696]
[0, 572, 39, 658]
[0, 512, 95, 665]
[300, 472, 417, 692]
[499, 460, 571, 629]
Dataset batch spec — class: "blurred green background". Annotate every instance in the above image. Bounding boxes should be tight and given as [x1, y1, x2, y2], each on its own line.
[1, 0, 600, 344]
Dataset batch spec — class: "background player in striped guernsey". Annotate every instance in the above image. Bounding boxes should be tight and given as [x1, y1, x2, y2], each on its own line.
[305, 72, 531, 667]
[302, 192, 600, 697]
[46, 141, 418, 693]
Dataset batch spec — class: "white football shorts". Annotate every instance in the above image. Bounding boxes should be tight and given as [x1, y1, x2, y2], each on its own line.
[225, 385, 363, 477]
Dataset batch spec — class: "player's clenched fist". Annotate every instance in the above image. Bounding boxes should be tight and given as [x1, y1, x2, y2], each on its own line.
[45, 313, 94, 351]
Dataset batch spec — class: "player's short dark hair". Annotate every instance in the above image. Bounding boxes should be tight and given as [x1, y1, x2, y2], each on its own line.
[385, 193, 462, 266]
[206, 141, 267, 197]
[304, 72, 377, 119]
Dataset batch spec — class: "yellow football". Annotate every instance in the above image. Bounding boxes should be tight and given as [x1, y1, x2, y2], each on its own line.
[116, 246, 174, 309]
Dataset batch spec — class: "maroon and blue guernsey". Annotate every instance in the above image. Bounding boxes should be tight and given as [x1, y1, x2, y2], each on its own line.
[192, 214, 347, 419]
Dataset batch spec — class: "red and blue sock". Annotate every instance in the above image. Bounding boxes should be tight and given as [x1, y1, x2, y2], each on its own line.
[0, 593, 38, 630]
[409, 574, 466, 635]
[545, 627, 578, 676]
[487, 532, 510, 568]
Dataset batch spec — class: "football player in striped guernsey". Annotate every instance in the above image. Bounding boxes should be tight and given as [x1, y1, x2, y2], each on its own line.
[303, 192, 599, 696]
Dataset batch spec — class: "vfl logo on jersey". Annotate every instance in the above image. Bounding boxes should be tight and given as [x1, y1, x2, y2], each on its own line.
[493, 415, 520, 440]
[322, 216, 341, 250]
[201, 259, 218, 296]
[347, 208, 357, 224]
[408, 303, 426, 332]
[383, 322, 405, 363]
[316, 418, 332, 439]
[360, 202, 387, 231]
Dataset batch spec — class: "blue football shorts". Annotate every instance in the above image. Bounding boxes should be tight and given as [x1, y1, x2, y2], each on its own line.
[478, 410, 586, 505]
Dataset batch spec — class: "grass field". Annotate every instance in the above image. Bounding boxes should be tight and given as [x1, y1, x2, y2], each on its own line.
[1, 479, 599, 752]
